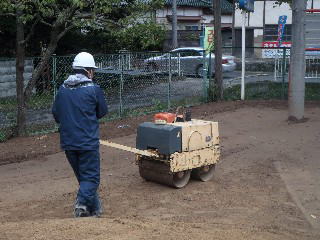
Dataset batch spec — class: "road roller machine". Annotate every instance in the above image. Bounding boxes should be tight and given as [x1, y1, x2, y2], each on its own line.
[100, 111, 220, 188]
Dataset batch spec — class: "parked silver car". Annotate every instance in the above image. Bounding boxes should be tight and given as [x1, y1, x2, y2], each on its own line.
[144, 47, 236, 77]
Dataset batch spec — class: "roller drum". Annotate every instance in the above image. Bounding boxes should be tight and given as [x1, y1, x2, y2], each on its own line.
[138, 158, 191, 189]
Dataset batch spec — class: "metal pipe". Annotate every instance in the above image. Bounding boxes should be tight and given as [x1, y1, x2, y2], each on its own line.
[241, 11, 246, 100]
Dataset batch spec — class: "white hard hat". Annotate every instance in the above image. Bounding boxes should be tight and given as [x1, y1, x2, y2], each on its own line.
[72, 52, 98, 69]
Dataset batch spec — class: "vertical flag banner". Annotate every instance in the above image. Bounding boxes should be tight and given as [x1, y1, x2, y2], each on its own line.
[277, 15, 287, 47]
[204, 26, 215, 53]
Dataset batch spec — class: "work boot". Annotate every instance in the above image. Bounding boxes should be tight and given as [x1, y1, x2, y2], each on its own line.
[74, 204, 91, 218]
[90, 195, 103, 218]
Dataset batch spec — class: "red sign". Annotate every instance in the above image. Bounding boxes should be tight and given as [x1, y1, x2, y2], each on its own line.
[262, 41, 291, 48]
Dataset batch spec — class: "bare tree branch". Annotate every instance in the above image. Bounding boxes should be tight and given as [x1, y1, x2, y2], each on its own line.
[14, 0, 25, 9]
[41, 20, 53, 28]
[57, 24, 75, 40]
[70, 3, 80, 17]
[74, 12, 93, 19]
[52, 3, 60, 14]
[95, 14, 121, 27]
[0, 13, 16, 16]
[22, 15, 41, 44]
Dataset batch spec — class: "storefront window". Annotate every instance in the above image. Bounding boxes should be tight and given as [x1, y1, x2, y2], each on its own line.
[264, 24, 292, 41]
[185, 25, 199, 30]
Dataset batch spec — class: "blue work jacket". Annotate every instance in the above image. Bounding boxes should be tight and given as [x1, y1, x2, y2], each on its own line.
[52, 74, 108, 150]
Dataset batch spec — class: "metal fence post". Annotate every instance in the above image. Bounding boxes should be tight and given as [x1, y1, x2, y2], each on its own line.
[168, 52, 172, 110]
[128, 52, 131, 70]
[207, 51, 214, 101]
[119, 54, 124, 117]
[274, 56, 278, 82]
[178, 52, 181, 76]
[208, 52, 212, 86]
[202, 50, 208, 102]
[281, 48, 286, 99]
[52, 54, 57, 98]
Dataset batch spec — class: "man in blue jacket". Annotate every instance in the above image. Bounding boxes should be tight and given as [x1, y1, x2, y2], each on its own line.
[52, 52, 108, 217]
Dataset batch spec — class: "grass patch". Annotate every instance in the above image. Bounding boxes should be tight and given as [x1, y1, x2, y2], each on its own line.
[99, 111, 122, 123]
[0, 130, 8, 142]
[121, 99, 168, 118]
[305, 83, 320, 100]
[25, 122, 58, 136]
[0, 93, 54, 112]
[170, 96, 204, 109]
[224, 82, 320, 101]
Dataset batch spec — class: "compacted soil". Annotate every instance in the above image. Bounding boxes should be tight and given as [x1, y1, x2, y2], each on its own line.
[0, 100, 319, 240]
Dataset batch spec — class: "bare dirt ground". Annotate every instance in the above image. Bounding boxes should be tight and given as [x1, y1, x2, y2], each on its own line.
[1, 101, 320, 240]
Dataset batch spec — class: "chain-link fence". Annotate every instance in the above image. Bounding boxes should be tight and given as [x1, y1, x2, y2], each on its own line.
[1, 47, 320, 141]
[223, 47, 289, 100]
[223, 47, 320, 101]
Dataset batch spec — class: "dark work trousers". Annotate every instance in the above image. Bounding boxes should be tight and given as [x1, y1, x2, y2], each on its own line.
[65, 149, 101, 212]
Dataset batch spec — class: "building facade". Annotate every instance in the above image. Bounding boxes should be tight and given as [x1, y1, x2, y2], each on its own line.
[233, 0, 320, 57]
[156, 0, 233, 50]
[155, 0, 320, 53]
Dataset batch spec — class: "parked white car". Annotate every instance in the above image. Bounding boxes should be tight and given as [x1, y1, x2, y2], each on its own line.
[144, 47, 236, 77]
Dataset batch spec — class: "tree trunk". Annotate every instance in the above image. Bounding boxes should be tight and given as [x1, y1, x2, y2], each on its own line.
[172, 0, 178, 49]
[24, 27, 60, 101]
[288, 0, 307, 120]
[15, 9, 26, 136]
[214, 0, 223, 100]
[14, 8, 74, 136]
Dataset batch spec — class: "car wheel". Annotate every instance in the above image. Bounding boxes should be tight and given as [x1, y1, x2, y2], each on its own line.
[147, 62, 158, 72]
[196, 64, 204, 78]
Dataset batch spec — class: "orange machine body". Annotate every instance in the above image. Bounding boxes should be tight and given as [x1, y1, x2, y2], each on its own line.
[153, 112, 176, 123]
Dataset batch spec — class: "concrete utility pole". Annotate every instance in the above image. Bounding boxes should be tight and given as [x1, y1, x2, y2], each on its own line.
[214, 0, 223, 100]
[288, 0, 307, 120]
[172, 0, 178, 49]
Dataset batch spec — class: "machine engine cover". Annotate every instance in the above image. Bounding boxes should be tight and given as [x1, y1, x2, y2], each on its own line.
[136, 122, 182, 155]
[171, 120, 219, 152]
